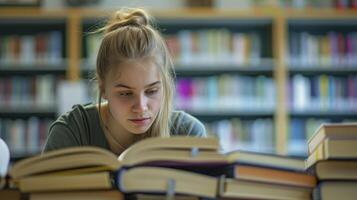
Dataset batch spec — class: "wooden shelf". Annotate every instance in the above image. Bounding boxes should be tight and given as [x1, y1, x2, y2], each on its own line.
[175, 65, 274, 76]
[0, 62, 67, 74]
[186, 109, 274, 118]
[288, 66, 357, 75]
[290, 109, 357, 118]
[0, 104, 57, 117]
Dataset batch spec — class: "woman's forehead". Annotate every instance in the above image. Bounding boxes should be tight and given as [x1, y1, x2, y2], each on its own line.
[107, 60, 161, 88]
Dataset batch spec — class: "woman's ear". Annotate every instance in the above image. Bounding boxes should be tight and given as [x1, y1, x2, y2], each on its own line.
[98, 79, 107, 100]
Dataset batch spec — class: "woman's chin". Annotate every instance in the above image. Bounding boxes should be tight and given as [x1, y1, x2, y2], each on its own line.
[127, 126, 150, 135]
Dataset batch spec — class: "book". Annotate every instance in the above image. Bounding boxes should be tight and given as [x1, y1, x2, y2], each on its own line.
[117, 166, 217, 198]
[305, 139, 357, 169]
[222, 164, 316, 188]
[313, 181, 357, 200]
[9, 136, 225, 198]
[226, 150, 306, 171]
[219, 178, 312, 200]
[15, 171, 115, 192]
[16, 166, 218, 198]
[29, 190, 124, 200]
[312, 160, 357, 180]
[10, 136, 225, 180]
[307, 122, 357, 154]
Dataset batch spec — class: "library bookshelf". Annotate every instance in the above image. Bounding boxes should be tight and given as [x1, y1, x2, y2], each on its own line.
[1, 7, 357, 158]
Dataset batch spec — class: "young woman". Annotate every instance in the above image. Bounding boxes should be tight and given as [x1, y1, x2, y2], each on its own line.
[43, 8, 206, 155]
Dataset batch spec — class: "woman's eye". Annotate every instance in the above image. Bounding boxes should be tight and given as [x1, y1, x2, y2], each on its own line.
[146, 89, 158, 95]
[118, 92, 132, 97]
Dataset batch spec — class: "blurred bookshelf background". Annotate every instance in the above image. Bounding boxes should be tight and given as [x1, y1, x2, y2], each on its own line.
[1, 0, 357, 161]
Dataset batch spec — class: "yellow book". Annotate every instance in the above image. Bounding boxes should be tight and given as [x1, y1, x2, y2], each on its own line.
[30, 190, 124, 200]
[305, 138, 357, 169]
[220, 178, 312, 200]
[314, 182, 357, 200]
[314, 160, 357, 180]
[226, 150, 306, 171]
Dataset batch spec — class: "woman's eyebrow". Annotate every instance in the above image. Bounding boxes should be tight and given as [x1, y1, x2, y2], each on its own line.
[114, 81, 161, 89]
[145, 81, 161, 88]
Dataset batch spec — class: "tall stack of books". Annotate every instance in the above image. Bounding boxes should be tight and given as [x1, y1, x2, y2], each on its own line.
[305, 122, 357, 200]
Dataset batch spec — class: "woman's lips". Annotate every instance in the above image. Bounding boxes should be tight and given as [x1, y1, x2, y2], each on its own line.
[129, 118, 151, 126]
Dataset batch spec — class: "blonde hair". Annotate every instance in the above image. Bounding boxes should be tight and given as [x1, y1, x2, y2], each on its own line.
[95, 8, 175, 139]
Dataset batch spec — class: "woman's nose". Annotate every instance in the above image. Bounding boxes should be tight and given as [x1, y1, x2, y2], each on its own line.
[132, 94, 148, 113]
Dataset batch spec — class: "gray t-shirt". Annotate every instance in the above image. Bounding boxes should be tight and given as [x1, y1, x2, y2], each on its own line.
[43, 104, 206, 152]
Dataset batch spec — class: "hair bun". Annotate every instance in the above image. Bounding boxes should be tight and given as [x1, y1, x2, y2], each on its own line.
[105, 8, 150, 33]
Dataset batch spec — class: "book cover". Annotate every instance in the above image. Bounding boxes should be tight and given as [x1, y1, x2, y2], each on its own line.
[306, 139, 357, 169]
[312, 160, 357, 180]
[307, 122, 357, 154]
[219, 178, 312, 200]
[226, 150, 306, 172]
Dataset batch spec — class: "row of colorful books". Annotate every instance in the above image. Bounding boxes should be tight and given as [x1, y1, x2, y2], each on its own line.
[216, 0, 357, 9]
[0, 117, 52, 154]
[288, 31, 357, 67]
[281, 0, 357, 9]
[0, 31, 63, 65]
[165, 30, 263, 65]
[289, 74, 357, 111]
[175, 75, 275, 111]
[205, 118, 274, 153]
[0, 75, 59, 109]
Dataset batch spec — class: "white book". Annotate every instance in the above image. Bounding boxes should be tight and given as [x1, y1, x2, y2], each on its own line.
[20, 35, 35, 64]
[56, 80, 87, 116]
[293, 74, 310, 110]
[232, 33, 245, 65]
[216, 120, 233, 152]
[36, 75, 54, 107]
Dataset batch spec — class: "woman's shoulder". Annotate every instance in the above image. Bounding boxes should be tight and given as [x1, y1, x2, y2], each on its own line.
[170, 110, 207, 137]
[44, 103, 103, 152]
[56, 103, 97, 124]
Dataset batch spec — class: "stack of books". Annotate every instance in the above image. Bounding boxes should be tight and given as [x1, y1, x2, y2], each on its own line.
[7, 137, 227, 200]
[218, 151, 316, 199]
[2, 136, 321, 199]
[305, 122, 357, 200]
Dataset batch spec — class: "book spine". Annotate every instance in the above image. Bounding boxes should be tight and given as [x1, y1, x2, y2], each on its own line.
[312, 183, 322, 200]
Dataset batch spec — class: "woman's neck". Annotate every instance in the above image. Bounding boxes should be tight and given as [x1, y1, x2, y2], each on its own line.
[98, 103, 135, 155]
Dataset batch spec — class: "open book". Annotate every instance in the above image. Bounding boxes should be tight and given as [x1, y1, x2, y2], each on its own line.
[10, 136, 226, 180]
[9, 136, 225, 198]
